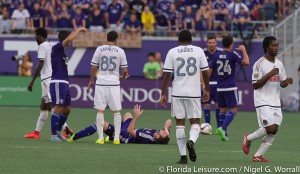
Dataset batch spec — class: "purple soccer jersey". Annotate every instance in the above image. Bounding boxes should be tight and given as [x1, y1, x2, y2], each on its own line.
[242, 0, 260, 10]
[107, 2, 124, 24]
[128, 128, 158, 144]
[213, 1, 228, 21]
[51, 42, 69, 81]
[204, 48, 222, 83]
[73, 12, 85, 27]
[209, 50, 243, 90]
[31, 9, 45, 28]
[90, 10, 105, 26]
[182, 12, 194, 29]
[156, 0, 171, 15]
[168, 11, 179, 28]
[125, 19, 141, 28]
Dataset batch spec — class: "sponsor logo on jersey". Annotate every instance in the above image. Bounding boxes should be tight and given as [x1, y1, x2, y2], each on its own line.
[268, 75, 280, 82]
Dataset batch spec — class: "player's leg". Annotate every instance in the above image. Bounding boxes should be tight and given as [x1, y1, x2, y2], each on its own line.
[172, 98, 187, 164]
[94, 85, 107, 144]
[203, 103, 211, 124]
[211, 84, 221, 128]
[216, 91, 229, 140]
[108, 86, 122, 145]
[215, 103, 220, 128]
[186, 99, 202, 162]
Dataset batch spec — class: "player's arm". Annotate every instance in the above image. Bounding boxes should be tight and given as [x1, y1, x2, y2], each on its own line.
[121, 67, 129, 79]
[164, 119, 172, 135]
[127, 104, 144, 138]
[28, 60, 44, 92]
[280, 77, 293, 88]
[87, 65, 98, 91]
[62, 27, 86, 48]
[160, 72, 171, 107]
[201, 70, 210, 102]
[236, 45, 250, 65]
[253, 68, 279, 90]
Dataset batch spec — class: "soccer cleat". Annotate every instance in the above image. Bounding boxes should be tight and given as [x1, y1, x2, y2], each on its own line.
[57, 131, 68, 142]
[242, 134, 251, 155]
[186, 140, 196, 162]
[68, 133, 76, 143]
[176, 156, 187, 164]
[252, 156, 270, 162]
[65, 126, 74, 138]
[105, 136, 111, 143]
[51, 136, 62, 142]
[113, 140, 120, 145]
[24, 131, 40, 139]
[95, 139, 104, 144]
[216, 127, 229, 141]
[63, 131, 68, 138]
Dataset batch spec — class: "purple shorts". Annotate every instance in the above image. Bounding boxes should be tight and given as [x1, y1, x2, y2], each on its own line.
[105, 118, 132, 143]
[217, 89, 239, 109]
[50, 82, 71, 106]
[202, 84, 218, 104]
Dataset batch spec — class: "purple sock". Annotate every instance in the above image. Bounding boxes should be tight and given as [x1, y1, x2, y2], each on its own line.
[51, 113, 60, 135]
[215, 108, 220, 127]
[74, 124, 97, 141]
[204, 108, 211, 124]
[219, 112, 226, 128]
[222, 110, 235, 131]
[57, 114, 68, 131]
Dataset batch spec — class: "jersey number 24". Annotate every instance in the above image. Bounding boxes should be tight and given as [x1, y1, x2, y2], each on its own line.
[217, 60, 231, 75]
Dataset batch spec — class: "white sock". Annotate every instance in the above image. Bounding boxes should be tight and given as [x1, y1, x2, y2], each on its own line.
[35, 110, 48, 132]
[247, 127, 267, 142]
[96, 112, 104, 140]
[254, 134, 275, 156]
[189, 124, 200, 143]
[113, 112, 121, 141]
[62, 123, 68, 131]
[176, 126, 186, 156]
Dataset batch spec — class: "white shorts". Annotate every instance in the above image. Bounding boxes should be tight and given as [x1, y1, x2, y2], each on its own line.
[171, 98, 202, 119]
[41, 78, 51, 103]
[256, 106, 283, 127]
[94, 85, 122, 111]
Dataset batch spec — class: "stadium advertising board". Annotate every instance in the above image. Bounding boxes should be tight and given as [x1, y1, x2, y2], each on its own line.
[0, 77, 254, 111]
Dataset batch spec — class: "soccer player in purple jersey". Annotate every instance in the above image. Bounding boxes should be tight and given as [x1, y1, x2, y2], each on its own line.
[49, 27, 86, 142]
[209, 35, 249, 141]
[68, 105, 171, 144]
[202, 35, 223, 130]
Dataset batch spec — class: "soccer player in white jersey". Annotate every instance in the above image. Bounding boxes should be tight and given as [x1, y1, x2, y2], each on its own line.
[242, 36, 293, 162]
[88, 31, 128, 145]
[160, 30, 210, 164]
[24, 28, 54, 139]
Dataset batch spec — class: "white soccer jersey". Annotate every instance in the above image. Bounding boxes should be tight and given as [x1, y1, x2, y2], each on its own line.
[163, 45, 209, 98]
[91, 45, 128, 85]
[252, 57, 287, 108]
[37, 41, 52, 80]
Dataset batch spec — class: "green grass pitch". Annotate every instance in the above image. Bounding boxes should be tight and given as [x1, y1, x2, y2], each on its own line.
[0, 106, 299, 174]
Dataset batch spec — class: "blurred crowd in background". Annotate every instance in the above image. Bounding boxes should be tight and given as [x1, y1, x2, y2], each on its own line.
[0, 0, 299, 37]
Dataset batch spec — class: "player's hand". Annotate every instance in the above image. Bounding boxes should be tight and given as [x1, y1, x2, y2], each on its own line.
[87, 81, 94, 91]
[286, 77, 293, 84]
[236, 45, 246, 51]
[269, 68, 279, 76]
[121, 73, 130, 79]
[160, 95, 167, 108]
[133, 104, 143, 118]
[28, 81, 34, 92]
[202, 90, 210, 102]
[78, 27, 86, 32]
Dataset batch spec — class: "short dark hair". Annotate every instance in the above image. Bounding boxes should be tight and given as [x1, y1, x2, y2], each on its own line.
[207, 34, 217, 41]
[35, 28, 48, 39]
[178, 30, 192, 44]
[222, 35, 233, 48]
[147, 52, 155, 57]
[156, 136, 170, 144]
[58, 30, 71, 42]
[263, 36, 277, 54]
[107, 31, 118, 42]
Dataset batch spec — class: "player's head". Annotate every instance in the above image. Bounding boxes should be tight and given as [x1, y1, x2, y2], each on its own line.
[147, 52, 155, 63]
[154, 129, 170, 144]
[207, 34, 217, 52]
[35, 28, 48, 45]
[222, 35, 233, 50]
[263, 36, 279, 56]
[107, 31, 118, 45]
[178, 30, 192, 45]
[58, 30, 71, 42]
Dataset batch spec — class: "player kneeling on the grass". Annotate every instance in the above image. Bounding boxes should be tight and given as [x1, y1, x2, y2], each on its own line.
[242, 36, 293, 162]
[87, 31, 128, 145]
[209, 35, 249, 141]
[160, 30, 210, 164]
[49, 27, 86, 142]
[68, 104, 171, 144]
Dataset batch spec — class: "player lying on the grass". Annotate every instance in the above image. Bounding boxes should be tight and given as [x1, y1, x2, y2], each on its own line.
[24, 28, 72, 139]
[242, 36, 293, 162]
[68, 105, 171, 144]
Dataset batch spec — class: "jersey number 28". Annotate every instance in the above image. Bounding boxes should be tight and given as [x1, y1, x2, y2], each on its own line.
[176, 57, 197, 76]
[217, 60, 231, 75]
